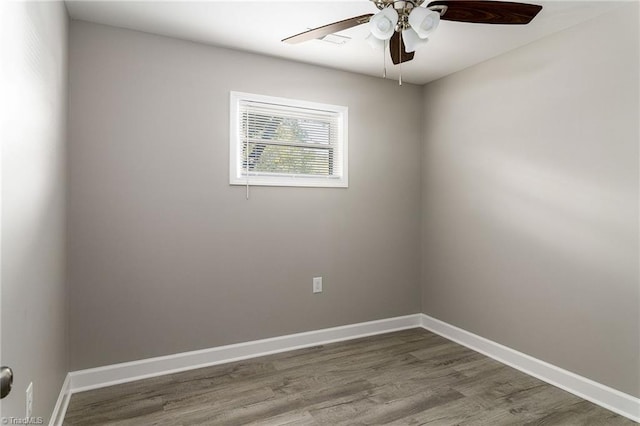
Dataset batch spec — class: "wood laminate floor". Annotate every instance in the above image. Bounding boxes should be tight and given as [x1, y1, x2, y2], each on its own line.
[64, 328, 636, 425]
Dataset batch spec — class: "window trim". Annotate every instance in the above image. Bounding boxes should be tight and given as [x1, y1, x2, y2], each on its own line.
[229, 91, 349, 188]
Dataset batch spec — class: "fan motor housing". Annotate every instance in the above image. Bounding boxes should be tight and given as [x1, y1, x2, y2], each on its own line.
[371, 0, 426, 11]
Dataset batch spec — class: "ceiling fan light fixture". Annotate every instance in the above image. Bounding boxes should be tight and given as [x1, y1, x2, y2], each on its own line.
[408, 7, 440, 39]
[401, 28, 428, 53]
[282, 1, 543, 68]
[365, 32, 385, 50]
[369, 7, 399, 40]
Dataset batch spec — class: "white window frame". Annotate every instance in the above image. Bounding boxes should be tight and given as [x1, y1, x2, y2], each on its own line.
[229, 91, 348, 188]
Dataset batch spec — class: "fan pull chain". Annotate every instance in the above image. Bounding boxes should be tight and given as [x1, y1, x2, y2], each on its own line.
[398, 32, 403, 86]
[383, 40, 387, 78]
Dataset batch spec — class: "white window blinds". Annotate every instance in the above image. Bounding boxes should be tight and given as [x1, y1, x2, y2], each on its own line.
[230, 92, 348, 188]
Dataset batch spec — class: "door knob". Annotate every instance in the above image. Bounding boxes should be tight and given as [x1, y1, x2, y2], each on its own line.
[1, 366, 13, 399]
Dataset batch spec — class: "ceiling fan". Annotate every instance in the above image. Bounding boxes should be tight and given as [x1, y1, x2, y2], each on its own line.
[282, 1, 543, 67]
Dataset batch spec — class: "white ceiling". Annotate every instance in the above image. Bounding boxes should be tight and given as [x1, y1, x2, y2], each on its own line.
[65, 0, 620, 85]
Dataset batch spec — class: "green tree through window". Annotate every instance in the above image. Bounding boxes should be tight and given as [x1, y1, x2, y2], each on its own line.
[242, 114, 333, 176]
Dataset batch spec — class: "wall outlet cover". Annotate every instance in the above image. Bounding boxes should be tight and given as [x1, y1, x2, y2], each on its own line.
[313, 277, 322, 293]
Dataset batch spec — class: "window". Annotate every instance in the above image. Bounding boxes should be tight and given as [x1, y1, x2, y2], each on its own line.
[230, 92, 348, 187]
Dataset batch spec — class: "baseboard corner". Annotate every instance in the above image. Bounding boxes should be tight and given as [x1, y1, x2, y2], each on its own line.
[49, 373, 71, 426]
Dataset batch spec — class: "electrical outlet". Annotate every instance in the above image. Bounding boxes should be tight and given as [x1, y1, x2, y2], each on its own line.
[26, 382, 33, 418]
[313, 277, 322, 293]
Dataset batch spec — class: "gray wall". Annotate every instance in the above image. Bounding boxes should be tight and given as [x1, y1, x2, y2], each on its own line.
[68, 3, 639, 400]
[0, 1, 69, 421]
[68, 21, 422, 370]
[421, 3, 639, 397]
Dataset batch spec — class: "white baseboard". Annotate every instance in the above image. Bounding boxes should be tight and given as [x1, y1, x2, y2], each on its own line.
[51, 313, 639, 424]
[68, 314, 422, 393]
[49, 373, 71, 426]
[419, 313, 640, 423]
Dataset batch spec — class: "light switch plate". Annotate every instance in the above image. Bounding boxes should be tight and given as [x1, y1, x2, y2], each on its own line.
[26, 382, 33, 417]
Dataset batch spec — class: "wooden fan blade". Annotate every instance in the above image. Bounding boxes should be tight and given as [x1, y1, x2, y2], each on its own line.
[282, 14, 373, 44]
[389, 32, 415, 65]
[428, 1, 542, 25]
